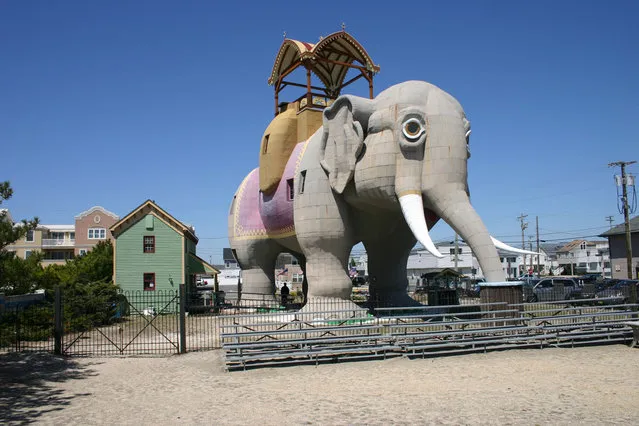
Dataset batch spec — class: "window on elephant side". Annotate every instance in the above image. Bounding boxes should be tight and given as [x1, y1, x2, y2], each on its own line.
[143, 273, 155, 291]
[143, 236, 155, 253]
[299, 170, 306, 194]
[287, 179, 294, 201]
[262, 135, 269, 154]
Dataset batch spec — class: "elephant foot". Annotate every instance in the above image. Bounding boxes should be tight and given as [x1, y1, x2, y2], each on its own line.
[239, 293, 278, 308]
[371, 291, 424, 308]
[299, 297, 370, 320]
[371, 291, 451, 318]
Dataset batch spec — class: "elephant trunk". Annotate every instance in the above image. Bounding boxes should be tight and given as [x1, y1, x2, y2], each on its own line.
[428, 189, 506, 282]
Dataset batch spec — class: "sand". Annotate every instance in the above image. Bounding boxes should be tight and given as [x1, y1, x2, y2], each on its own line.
[1, 345, 638, 425]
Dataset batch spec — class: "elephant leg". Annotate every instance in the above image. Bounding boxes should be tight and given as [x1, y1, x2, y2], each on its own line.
[296, 254, 308, 304]
[233, 239, 281, 304]
[363, 217, 422, 308]
[301, 249, 363, 312]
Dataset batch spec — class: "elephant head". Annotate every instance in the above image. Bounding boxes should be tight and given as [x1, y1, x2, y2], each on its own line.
[319, 81, 534, 282]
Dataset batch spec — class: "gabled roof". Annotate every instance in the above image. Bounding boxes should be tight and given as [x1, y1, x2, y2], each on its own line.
[188, 253, 220, 275]
[75, 206, 119, 220]
[268, 30, 380, 91]
[110, 200, 198, 243]
[222, 248, 236, 262]
[556, 239, 600, 253]
[599, 215, 639, 237]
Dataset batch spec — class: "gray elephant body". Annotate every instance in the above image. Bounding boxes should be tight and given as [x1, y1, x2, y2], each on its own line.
[229, 80, 514, 306]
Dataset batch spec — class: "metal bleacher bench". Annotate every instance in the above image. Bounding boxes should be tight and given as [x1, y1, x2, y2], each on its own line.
[624, 321, 639, 348]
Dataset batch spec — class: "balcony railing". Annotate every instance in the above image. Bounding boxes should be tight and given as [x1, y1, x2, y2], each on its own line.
[42, 238, 75, 247]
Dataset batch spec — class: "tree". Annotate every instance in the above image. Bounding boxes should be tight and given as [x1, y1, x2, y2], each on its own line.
[0, 181, 39, 251]
[0, 181, 42, 294]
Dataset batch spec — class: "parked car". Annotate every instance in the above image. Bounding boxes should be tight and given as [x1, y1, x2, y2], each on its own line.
[595, 280, 638, 304]
[579, 273, 603, 284]
[526, 277, 581, 302]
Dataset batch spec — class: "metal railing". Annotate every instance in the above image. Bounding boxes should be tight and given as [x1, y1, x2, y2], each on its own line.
[2, 285, 636, 358]
[41, 238, 75, 247]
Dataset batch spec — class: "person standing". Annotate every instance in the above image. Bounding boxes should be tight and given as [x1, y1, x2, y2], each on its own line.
[280, 283, 290, 307]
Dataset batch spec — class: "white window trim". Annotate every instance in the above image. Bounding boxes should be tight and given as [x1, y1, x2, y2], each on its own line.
[79, 249, 88, 256]
[25, 230, 34, 242]
[24, 250, 32, 259]
[88, 228, 106, 240]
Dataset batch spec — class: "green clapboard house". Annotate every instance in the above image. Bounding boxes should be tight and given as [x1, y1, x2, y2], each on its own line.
[110, 200, 218, 294]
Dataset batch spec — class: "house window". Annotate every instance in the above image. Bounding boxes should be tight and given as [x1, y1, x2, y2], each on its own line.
[88, 228, 106, 239]
[449, 248, 462, 255]
[299, 170, 306, 194]
[586, 251, 590, 256]
[79, 249, 87, 256]
[25, 250, 32, 259]
[580, 242, 586, 250]
[507, 257, 517, 263]
[26, 230, 34, 242]
[143, 236, 156, 253]
[143, 273, 155, 291]
[287, 179, 294, 201]
[50, 232, 64, 240]
[262, 134, 269, 154]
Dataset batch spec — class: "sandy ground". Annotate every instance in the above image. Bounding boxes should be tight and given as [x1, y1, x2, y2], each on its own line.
[1, 345, 638, 425]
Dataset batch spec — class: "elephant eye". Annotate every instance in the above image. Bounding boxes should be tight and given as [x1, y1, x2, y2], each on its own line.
[402, 118, 424, 141]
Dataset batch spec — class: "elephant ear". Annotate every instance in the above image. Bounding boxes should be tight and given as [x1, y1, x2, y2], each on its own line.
[320, 95, 374, 194]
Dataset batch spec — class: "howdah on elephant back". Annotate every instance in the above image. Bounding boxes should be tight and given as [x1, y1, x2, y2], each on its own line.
[229, 80, 536, 306]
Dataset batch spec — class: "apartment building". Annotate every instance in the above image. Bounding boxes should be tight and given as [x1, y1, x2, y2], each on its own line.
[5, 206, 119, 265]
[555, 239, 610, 277]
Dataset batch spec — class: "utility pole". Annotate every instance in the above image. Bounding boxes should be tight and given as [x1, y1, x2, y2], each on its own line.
[609, 160, 637, 305]
[536, 216, 541, 278]
[528, 236, 534, 275]
[517, 213, 528, 276]
[605, 215, 615, 229]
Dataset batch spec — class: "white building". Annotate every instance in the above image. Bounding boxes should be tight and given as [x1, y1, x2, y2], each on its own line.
[555, 240, 610, 277]
[406, 241, 556, 280]
[407, 241, 480, 279]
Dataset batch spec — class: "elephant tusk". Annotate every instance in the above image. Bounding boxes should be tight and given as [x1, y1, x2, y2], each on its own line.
[490, 236, 541, 256]
[399, 194, 444, 258]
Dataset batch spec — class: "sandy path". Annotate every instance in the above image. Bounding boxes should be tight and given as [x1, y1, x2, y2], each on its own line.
[1, 345, 637, 425]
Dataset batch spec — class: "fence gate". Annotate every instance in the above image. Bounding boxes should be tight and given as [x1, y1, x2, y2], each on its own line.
[61, 290, 181, 356]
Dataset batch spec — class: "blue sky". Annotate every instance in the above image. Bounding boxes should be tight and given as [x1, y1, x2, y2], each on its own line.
[2, 1, 638, 263]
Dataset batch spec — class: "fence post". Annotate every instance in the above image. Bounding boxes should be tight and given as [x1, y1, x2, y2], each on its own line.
[54, 287, 63, 355]
[179, 284, 186, 354]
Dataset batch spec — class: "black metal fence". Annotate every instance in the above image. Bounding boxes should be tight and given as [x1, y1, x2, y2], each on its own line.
[1, 284, 636, 357]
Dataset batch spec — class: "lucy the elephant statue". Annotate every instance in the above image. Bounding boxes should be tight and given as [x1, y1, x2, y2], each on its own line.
[229, 80, 535, 307]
